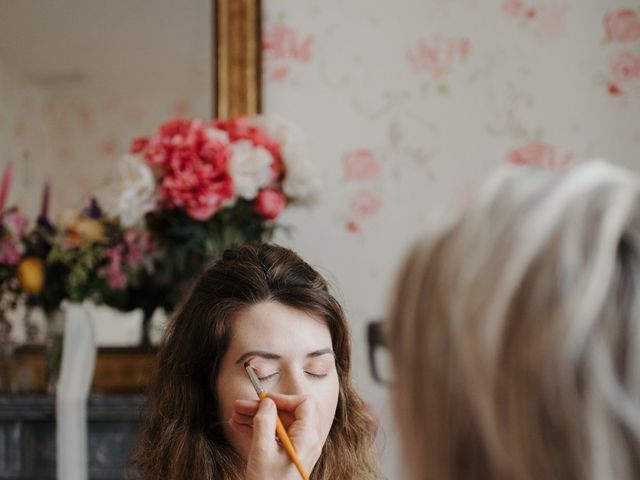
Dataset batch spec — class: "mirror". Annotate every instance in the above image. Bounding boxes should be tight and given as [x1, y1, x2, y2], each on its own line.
[0, 0, 212, 218]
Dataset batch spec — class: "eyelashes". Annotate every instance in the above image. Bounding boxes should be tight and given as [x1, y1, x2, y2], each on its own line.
[257, 371, 328, 382]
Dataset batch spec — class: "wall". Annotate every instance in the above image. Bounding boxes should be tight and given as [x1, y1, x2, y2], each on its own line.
[263, 1, 640, 477]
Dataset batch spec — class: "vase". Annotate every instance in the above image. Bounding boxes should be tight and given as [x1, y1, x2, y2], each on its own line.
[82, 301, 143, 347]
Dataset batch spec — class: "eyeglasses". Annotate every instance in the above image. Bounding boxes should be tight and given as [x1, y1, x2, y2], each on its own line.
[366, 320, 393, 386]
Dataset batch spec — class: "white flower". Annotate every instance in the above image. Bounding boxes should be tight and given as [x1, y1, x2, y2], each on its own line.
[229, 140, 274, 200]
[204, 125, 230, 143]
[112, 154, 157, 227]
[250, 115, 321, 202]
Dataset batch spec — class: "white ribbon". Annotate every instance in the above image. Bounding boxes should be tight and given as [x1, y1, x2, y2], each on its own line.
[56, 301, 97, 480]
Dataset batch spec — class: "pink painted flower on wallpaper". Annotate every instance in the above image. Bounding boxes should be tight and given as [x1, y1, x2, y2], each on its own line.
[255, 188, 286, 220]
[12, 121, 26, 139]
[99, 138, 118, 157]
[269, 66, 290, 84]
[263, 24, 314, 85]
[534, 6, 567, 41]
[502, 0, 525, 18]
[604, 9, 640, 43]
[610, 51, 640, 83]
[343, 149, 380, 181]
[407, 36, 471, 79]
[346, 220, 360, 233]
[127, 108, 144, 124]
[608, 83, 623, 96]
[171, 98, 191, 117]
[502, 0, 536, 20]
[507, 141, 573, 171]
[348, 189, 381, 217]
[78, 104, 93, 131]
[263, 25, 314, 63]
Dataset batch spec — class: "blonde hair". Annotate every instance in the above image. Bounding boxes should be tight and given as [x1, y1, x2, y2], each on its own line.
[389, 161, 640, 480]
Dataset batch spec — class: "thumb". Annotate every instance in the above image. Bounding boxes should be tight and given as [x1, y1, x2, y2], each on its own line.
[250, 397, 278, 458]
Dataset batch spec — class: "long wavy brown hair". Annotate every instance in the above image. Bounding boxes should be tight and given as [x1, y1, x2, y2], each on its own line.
[130, 242, 380, 479]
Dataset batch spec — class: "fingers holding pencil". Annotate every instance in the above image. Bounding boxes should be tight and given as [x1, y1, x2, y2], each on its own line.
[235, 393, 321, 480]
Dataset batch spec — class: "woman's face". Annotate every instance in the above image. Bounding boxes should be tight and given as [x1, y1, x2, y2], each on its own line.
[216, 300, 340, 459]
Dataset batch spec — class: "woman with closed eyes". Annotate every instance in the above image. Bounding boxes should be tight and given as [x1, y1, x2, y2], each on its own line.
[130, 242, 381, 480]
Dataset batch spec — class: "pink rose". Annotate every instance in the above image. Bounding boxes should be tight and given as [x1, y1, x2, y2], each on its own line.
[255, 188, 286, 220]
[610, 51, 640, 83]
[604, 9, 640, 43]
[343, 149, 380, 181]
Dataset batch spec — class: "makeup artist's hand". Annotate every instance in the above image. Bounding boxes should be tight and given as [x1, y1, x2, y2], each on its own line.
[231, 393, 324, 480]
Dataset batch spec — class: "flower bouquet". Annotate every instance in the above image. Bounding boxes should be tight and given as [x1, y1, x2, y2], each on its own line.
[107, 116, 318, 314]
[0, 115, 316, 348]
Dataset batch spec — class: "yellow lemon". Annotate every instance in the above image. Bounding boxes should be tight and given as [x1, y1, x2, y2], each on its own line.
[17, 257, 45, 295]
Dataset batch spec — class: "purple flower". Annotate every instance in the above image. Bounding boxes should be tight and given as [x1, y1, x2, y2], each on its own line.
[83, 198, 103, 219]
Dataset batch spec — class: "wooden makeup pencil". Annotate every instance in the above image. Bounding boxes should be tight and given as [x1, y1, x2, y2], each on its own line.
[244, 362, 310, 480]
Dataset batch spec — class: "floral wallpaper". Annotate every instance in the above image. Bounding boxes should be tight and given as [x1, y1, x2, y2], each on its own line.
[0, 61, 52, 218]
[262, 1, 640, 476]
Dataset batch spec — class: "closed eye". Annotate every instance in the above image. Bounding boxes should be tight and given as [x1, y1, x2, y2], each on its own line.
[305, 372, 328, 378]
[258, 372, 279, 382]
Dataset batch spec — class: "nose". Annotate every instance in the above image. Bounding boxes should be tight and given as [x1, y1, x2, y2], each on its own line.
[275, 368, 308, 396]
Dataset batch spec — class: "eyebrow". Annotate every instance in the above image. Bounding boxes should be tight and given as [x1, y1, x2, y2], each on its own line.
[235, 348, 334, 365]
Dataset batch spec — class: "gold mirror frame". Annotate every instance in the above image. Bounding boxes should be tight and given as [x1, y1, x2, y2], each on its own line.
[214, 0, 262, 118]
